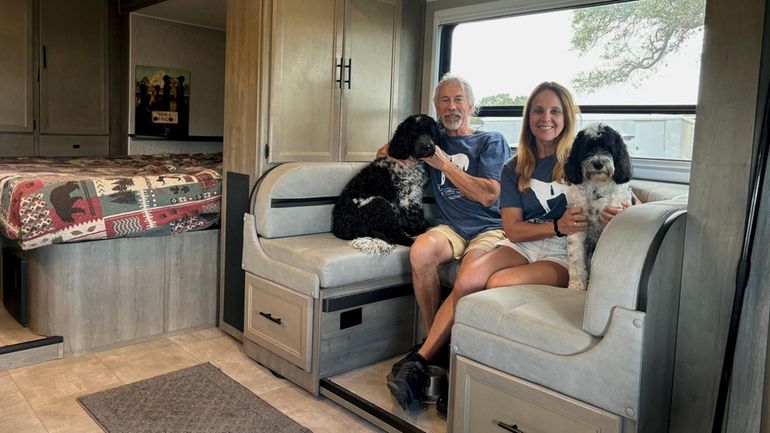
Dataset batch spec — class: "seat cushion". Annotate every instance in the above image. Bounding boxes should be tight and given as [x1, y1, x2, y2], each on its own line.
[260, 233, 411, 288]
[454, 285, 597, 356]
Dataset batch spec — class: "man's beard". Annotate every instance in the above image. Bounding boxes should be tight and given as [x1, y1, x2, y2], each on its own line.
[440, 110, 463, 130]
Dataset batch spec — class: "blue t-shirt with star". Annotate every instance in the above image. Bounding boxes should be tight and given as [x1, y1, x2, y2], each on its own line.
[499, 154, 568, 222]
[428, 130, 510, 239]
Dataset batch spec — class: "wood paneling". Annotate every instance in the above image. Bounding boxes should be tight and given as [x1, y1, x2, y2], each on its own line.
[164, 230, 219, 332]
[670, 0, 766, 431]
[0, 0, 33, 133]
[26, 230, 219, 354]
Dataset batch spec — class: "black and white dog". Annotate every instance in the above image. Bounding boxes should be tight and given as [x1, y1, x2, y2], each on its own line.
[332, 114, 440, 254]
[564, 124, 634, 290]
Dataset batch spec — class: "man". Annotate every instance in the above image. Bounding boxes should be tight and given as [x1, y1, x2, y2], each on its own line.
[386, 74, 511, 414]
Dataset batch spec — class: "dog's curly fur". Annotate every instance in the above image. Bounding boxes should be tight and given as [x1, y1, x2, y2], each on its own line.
[565, 124, 634, 290]
[332, 114, 440, 253]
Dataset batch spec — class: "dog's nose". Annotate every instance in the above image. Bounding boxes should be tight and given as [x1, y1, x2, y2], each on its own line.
[592, 161, 604, 169]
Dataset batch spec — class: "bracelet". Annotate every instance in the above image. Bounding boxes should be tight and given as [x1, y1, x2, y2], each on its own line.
[553, 219, 565, 237]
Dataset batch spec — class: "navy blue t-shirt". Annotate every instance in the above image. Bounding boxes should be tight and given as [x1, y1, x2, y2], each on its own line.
[428, 130, 510, 239]
[499, 154, 568, 223]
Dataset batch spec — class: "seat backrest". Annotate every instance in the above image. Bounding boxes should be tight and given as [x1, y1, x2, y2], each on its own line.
[583, 198, 688, 336]
[253, 162, 367, 238]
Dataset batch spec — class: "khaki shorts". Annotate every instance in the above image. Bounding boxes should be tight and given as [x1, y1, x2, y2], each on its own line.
[429, 224, 507, 260]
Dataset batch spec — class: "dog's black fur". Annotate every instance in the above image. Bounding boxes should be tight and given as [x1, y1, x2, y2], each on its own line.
[332, 114, 440, 246]
[564, 123, 633, 185]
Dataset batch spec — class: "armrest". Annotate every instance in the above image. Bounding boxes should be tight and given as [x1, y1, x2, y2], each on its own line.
[583, 200, 687, 336]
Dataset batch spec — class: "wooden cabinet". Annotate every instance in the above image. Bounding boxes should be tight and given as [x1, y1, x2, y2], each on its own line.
[0, 0, 109, 157]
[244, 272, 313, 371]
[0, 0, 34, 134]
[450, 356, 623, 433]
[39, 0, 109, 136]
[267, 0, 399, 163]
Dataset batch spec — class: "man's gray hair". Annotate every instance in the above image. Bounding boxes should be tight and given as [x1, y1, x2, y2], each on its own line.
[433, 73, 478, 115]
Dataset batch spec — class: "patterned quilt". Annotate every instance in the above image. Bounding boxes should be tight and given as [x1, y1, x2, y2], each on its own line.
[0, 153, 222, 250]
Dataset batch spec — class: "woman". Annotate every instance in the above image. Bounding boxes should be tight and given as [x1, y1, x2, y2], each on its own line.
[452, 81, 583, 297]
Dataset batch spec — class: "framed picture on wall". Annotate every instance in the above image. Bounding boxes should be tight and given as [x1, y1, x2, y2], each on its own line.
[135, 66, 190, 138]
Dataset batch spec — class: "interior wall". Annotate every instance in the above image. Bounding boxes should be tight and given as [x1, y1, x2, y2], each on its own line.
[671, 0, 765, 431]
[128, 14, 225, 154]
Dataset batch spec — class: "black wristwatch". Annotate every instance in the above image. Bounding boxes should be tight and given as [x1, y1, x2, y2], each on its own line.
[553, 219, 565, 237]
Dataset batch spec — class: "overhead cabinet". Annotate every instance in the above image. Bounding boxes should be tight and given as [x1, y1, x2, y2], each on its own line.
[39, 0, 109, 137]
[0, 0, 109, 157]
[0, 0, 35, 156]
[267, 0, 399, 162]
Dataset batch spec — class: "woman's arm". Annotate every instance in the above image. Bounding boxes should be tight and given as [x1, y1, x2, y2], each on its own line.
[502, 207, 587, 242]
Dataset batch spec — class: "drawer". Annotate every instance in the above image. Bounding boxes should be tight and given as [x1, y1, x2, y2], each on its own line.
[244, 273, 313, 371]
[39, 135, 109, 156]
[0, 133, 34, 156]
[451, 356, 622, 433]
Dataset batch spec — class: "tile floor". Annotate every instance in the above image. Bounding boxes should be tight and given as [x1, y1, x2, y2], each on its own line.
[0, 327, 385, 433]
[0, 306, 42, 347]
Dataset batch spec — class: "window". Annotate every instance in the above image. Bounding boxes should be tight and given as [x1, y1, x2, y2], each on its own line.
[438, 0, 705, 180]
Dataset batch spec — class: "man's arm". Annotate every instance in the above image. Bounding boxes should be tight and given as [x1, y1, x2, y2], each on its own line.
[421, 147, 501, 207]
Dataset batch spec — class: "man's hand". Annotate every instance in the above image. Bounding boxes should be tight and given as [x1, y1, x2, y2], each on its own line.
[420, 146, 449, 170]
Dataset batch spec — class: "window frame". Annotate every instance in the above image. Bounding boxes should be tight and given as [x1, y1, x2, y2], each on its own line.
[430, 0, 697, 183]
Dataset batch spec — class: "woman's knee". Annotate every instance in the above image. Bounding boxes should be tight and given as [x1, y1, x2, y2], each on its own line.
[452, 263, 488, 298]
[487, 271, 515, 289]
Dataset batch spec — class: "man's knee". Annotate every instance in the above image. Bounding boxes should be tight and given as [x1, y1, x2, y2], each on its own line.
[410, 232, 451, 270]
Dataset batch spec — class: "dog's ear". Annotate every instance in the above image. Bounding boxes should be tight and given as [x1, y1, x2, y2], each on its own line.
[388, 116, 414, 160]
[607, 126, 634, 184]
[564, 131, 585, 184]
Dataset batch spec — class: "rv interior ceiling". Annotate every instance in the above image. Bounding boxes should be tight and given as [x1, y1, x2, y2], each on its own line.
[134, 0, 226, 30]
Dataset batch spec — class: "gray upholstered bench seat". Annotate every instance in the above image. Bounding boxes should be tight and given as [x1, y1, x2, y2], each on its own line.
[454, 285, 597, 356]
[259, 233, 411, 289]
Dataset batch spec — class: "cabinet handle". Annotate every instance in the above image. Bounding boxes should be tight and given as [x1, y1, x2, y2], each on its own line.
[42, 45, 47, 68]
[335, 58, 343, 89]
[496, 421, 524, 433]
[344, 58, 352, 89]
[259, 311, 282, 325]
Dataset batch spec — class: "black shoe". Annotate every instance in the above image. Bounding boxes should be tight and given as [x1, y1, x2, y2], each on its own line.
[436, 390, 448, 418]
[387, 345, 424, 382]
[386, 353, 428, 410]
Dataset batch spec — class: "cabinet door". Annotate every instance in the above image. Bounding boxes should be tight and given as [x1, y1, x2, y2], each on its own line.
[39, 0, 108, 135]
[268, 0, 340, 162]
[340, 0, 398, 161]
[0, 0, 34, 133]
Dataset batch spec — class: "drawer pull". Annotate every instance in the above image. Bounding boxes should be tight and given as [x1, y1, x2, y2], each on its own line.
[259, 311, 282, 325]
[497, 421, 524, 433]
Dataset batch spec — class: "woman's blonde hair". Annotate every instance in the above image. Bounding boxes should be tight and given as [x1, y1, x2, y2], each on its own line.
[515, 82, 580, 191]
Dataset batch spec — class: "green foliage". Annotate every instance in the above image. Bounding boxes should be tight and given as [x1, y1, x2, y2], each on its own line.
[570, 0, 705, 93]
[479, 93, 529, 106]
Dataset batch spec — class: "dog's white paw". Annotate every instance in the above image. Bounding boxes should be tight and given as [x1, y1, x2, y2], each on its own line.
[568, 278, 587, 291]
[348, 237, 395, 255]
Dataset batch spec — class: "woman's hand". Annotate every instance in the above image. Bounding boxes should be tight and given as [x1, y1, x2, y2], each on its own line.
[557, 207, 587, 235]
[600, 192, 640, 224]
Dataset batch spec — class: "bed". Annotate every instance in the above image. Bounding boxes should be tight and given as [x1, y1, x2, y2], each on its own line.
[0, 153, 222, 354]
[0, 153, 222, 250]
